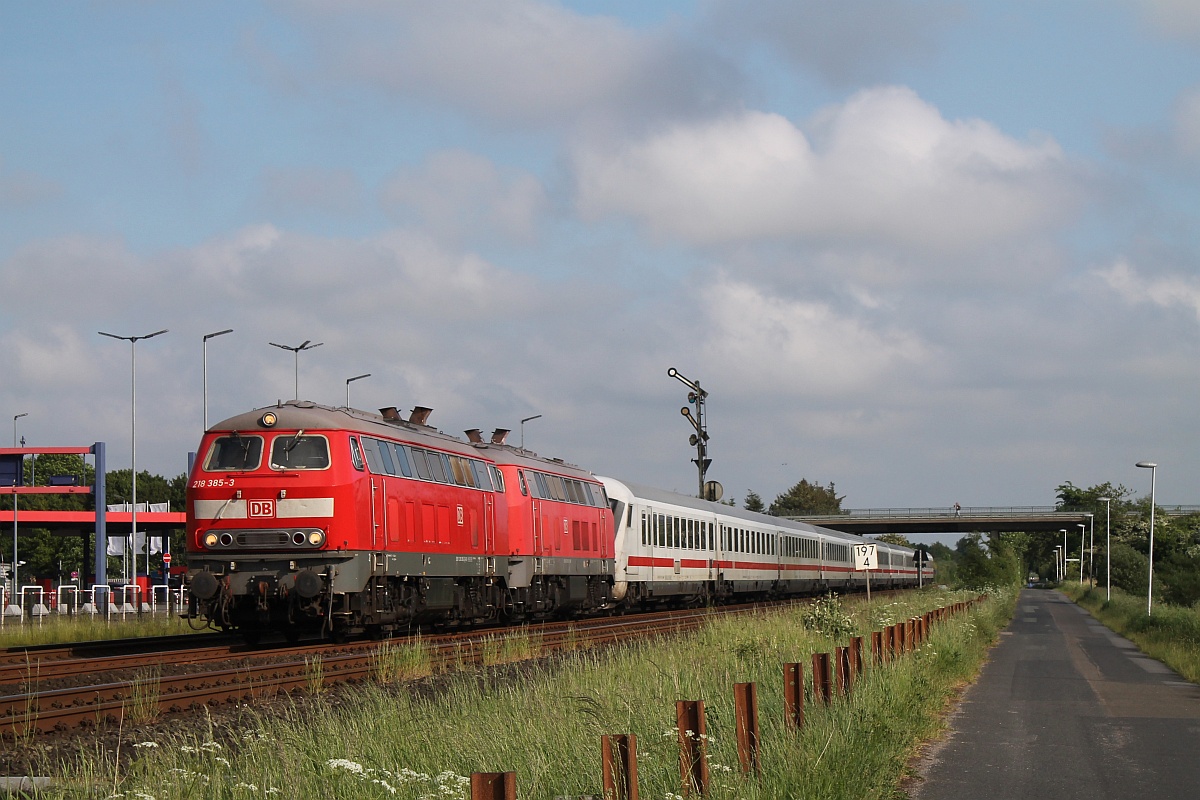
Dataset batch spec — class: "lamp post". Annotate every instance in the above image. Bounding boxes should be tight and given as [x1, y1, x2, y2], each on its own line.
[1098, 497, 1111, 601]
[1077, 523, 1086, 583]
[520, 415, 542, 450]
[1059, 529, 1067, 583]
[11, 413, 27, 599]
[1087, 513, 1095, 587]
[345, 373, 371, 409]
[269, 340, 323, 400]
[1136, 461, 1157, 616]
[1055, 545, 1063, 582]
[99, 329, 169, 595]
[202, 329, 234, 431]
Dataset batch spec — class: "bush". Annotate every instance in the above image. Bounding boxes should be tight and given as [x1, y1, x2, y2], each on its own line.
[801, 593, 855, 638]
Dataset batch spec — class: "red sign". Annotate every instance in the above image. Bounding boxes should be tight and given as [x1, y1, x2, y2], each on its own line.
[162, 553, 172, 564]
[249, 499, 276, 518]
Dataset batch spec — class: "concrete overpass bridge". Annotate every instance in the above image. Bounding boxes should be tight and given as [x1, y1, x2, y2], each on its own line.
[791, 505, 1200, 536]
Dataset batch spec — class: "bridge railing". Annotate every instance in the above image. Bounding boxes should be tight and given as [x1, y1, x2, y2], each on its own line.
[796, 505, 1200, 521]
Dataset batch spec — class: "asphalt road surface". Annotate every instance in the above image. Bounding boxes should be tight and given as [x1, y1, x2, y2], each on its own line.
[911, 588, 1200, 799]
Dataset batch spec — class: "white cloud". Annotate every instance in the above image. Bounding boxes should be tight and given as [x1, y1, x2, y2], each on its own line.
[256, 167, 365, 218]
[1135, 0, 1200, 43]
[277, 0, 740, 128]
[1097, 258, 1200, 320]
[703, 0, 958, 87]
[0, 158, 62, 209]
[379, 150, 546, 245]
[698, 273, 931, 397]
[573, 86, 1082, 253]
[1172, 85, 1200, 160]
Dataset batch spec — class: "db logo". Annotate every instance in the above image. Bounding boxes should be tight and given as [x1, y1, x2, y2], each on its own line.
[248, 499, 276, 518]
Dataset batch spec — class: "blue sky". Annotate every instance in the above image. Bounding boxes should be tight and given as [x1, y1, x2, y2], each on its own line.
[3, 1, 1200, 512]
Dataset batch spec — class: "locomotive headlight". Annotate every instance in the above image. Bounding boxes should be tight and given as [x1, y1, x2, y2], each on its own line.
[260, 411, 278, 428]
[308, 530, 326, 546]
[202, 532, 219, 548]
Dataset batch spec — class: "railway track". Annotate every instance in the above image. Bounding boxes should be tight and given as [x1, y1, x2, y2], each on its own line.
[0, 603, 781, 739]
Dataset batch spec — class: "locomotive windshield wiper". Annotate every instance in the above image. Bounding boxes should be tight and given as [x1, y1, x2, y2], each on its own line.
[283, 429, 306, 453]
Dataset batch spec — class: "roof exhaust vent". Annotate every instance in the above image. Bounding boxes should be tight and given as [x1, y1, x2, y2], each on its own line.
[409, 406, 433, 426]
[490, 428, 510, 446]
[464, 429, 483, 444]
[379, 407, 401, 421]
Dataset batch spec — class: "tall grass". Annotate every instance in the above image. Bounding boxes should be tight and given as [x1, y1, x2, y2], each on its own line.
[0, 613, 208, 648]
[37, 588, 1014, 800]
[1063, 582, 1200, 682]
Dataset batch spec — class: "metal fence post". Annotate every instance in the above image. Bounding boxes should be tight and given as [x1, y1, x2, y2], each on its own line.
[812, 652, 832, 705]
[733, 682, 761, 777]
[676, 700, 708, 797]
[784, 662, 805, 730]
[602, 734, 638, 800]
[471, 772, 516, 800]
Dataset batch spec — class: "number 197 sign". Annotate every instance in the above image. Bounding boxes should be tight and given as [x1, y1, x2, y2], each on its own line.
[853, 544, 878, 571]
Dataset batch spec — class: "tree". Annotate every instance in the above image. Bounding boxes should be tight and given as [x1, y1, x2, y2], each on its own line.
[875, 533, 913, 547]
[769, 479, 844, 516]
[743, 491, 765, 513]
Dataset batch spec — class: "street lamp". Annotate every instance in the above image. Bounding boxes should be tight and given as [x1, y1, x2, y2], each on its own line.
[1077, 523, 1086, 583]
[1136, 461, 1157, 616]
[269, 340, 323, 400]
[1059, 529, 1067, 583]
[520, 415, 542, 450]
[345, 373, 371, 409]
[1098, 497, 1111, 601]
[11, 413, 27, 599]
[202, 329, 234, 431]
[99, 329, 169, 593]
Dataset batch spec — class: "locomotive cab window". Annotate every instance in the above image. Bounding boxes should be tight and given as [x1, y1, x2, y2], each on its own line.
[203, 435, 264, 472]
[269, 434, 330, 470]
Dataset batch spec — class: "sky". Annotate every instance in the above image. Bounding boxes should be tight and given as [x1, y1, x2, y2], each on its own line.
[2, 0, 1200, 512]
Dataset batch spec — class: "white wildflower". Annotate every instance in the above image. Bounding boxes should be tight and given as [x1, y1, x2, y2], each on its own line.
[328, 759, 367, 774]
[132, 741, 159, 749]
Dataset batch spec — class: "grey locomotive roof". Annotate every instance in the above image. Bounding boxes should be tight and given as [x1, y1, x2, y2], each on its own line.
[605, 478, 894, 549]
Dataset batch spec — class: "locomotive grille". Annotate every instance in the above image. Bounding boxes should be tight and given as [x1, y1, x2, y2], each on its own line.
[200, 527, 327, 549]
[236, 530, 291, 547]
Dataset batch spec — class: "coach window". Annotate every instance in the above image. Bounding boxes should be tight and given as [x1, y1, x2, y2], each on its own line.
[427, 452, 449, 483]
[377, 440, 397, 475]
[471, 460, 493, 491]
[270, 434, 330, 470]
[392, 444, 413, 478]
[203, 435, 264, 472]
[410, 448, 433, 481]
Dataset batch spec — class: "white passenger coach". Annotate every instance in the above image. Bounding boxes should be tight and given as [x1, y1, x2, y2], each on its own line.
[599, 477, 928, 604]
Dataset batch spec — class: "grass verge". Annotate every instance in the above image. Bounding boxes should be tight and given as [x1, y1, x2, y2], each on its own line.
[36, 588, 1015, 799]
[1061, 582, 1200, 683]
[0, 614, 208, 648]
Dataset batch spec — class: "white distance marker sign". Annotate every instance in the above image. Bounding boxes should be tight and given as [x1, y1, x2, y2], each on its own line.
[853, 543, 878, 571]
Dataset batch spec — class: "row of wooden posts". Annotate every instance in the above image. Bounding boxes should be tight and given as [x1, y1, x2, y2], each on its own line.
[469, 598, 984, 800]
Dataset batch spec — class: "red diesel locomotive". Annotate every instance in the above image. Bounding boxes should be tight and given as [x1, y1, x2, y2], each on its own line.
[186, 401, 612, 640]
[186, 401, 932, 641]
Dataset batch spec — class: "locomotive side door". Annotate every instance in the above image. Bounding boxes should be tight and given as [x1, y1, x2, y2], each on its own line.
[483, 493, 495, 552]
[371, 476, 382, 549]
[532, 498, 542, 553]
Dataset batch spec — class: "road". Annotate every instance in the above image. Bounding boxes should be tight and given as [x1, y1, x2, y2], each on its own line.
[911, 589, 1200, 799]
